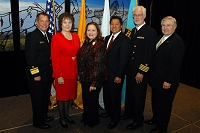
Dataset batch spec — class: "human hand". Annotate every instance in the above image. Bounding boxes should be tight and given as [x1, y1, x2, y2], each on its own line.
[34, 76, 41, 81]
[163, 81, 171, 89]
[135, 72, 144, 84]
[114, 77, 122, 83]
[89, 86, 96, 92]
[58, 77, 64, 84]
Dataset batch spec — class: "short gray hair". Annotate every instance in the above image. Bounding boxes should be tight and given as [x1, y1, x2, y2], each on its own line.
[161, 16, 177, 27]
[133, 6, 146, 15]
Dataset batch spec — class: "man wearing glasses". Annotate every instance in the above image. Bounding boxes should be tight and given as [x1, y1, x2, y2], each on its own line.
[121, 6, 157, 130]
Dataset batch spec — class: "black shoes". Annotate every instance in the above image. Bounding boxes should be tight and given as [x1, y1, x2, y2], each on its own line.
[100, 112, 109, 118]
[65, 117, 76, 124]
[120, 114, 130, 120]
[150, 128, 166, 133]
[33, 116, 53, 129]
[45, 117, 54, 122]
[59, 116, 75, 129]
[59, 119, 68, 129]
[33, 123, 51, 129]
[126, 122, 143, 130]
[81, 117, 99, 127]
[144, 118, 156, 125]
[108, 121, 119, 129]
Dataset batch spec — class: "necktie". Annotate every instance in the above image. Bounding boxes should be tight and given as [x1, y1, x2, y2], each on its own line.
[44, 34, 49, 43]
[156, 37, 164, 50]
[134, 28, 137, 34]
[107, 35, 114, 50]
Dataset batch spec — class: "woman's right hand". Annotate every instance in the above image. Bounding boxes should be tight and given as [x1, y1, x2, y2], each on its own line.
[58, 77, 64, 84]
[89, 86, 96, 92]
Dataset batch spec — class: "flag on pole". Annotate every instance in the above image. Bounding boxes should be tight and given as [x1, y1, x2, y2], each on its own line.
[46, 0, 57, 110]
[101, 0, 110, 37]
[77, 0, 86, 45]
[122, 0, 138, 106]
[99, 0, 110, 109]
[74, 0, 86, 109]
[126, 0, 138, 31]
[46, 0, 55, 34]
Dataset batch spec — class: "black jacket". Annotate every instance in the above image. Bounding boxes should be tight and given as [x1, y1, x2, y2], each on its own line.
[126, 24, 157, 77]
[25, 28, 53, 81]
[149, 32, 185, 88]
[105, 32, 131, 79]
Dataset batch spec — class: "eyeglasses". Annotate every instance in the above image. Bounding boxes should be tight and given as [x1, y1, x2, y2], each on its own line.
[161, 24, 173, 28]
[133, 14, 143, 17]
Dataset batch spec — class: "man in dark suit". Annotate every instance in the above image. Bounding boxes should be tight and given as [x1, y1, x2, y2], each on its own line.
[25, 12, 54, 129]
[121, 6, 157, 130]
[146, 16, 185, 133]
[100, 16, 131, 129]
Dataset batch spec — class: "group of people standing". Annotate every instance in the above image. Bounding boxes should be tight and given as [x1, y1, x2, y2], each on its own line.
[25, 5, 185, 133]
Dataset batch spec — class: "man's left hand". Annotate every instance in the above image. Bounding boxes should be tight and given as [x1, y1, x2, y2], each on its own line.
[114, 77, 121, 83]
[163, 81, 171, 89]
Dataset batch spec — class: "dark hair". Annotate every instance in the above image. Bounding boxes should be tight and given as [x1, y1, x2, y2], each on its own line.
[58, 12, 74, 31]
[36, 12, 50, 21]
[110, 16, 123, 25]
[84, 22, 103, 43]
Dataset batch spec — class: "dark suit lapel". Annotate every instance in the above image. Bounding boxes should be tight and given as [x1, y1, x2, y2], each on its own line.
[135, 24, 147, 35]
[107, 32, 122, 52]
[161, 33, 175, 47]
[105, 35, 110, 45]
[35, 28, 50, 48]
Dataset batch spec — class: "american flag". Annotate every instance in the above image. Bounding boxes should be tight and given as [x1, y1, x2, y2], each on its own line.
[45, 0, 54, 34]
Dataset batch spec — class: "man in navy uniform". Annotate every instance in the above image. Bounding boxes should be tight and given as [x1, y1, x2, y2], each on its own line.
[121, 6, 157, 130]
[25, 12, 54, 129]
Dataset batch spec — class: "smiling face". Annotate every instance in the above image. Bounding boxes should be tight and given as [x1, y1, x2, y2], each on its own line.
[61, 18, 73, 32]
[110, 18, 122, 35]
[133, 9, 146, 27]
[36, 14, 50, 33]
[86, 24, 98, 41]
[161, 19, 176, 36]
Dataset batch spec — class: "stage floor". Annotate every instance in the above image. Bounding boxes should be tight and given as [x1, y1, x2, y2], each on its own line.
[0, 83, 200, 133]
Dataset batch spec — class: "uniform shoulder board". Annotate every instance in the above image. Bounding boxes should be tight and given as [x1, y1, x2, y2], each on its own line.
[125, 28, 132, 38]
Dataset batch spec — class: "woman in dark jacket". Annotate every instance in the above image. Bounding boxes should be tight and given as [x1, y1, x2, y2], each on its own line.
[78, 22, 107, 127]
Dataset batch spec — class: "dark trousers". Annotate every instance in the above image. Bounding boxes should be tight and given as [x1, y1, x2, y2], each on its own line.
[103, 77, 123, 122]
[124, 75, 148, 124]
[81, 82, 101, 126]
[28, 80, 52, 125]
[152, 87, 177, 131]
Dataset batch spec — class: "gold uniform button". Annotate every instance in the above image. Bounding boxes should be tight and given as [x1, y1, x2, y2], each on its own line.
[134, 45, 136, 47]
[132, 57, 134, 59]
[132, 52, 135, 53]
